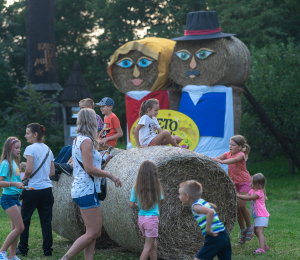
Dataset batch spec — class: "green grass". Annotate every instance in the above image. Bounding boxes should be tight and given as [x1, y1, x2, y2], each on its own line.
[1, 155, 300, 259]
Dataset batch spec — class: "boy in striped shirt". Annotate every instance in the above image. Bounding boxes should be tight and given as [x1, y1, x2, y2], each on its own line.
[179, 180, 232, 260]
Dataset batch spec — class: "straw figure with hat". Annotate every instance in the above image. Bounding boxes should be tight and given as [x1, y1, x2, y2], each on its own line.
[168, 11, 251, 169]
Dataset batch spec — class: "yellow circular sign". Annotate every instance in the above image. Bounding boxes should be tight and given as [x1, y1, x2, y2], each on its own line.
[130, 109, 200, 151]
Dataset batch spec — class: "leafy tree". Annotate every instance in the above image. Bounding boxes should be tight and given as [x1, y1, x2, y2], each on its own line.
[240, 40, 300, 172]
[210, 0, 300, 48]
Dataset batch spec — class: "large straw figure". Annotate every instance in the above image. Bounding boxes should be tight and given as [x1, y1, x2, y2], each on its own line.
[107, 38, 176, 148]
[169, 11, 251, 170]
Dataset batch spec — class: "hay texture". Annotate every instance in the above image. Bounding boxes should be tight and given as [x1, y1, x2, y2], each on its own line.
[169, 36, 251, 87]
[107, 38, 176, 93]
[102, 146, 237, 260]
[52, 148, 124, 248]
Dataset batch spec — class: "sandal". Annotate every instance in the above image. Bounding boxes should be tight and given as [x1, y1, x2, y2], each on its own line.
[265, 246, 270, 251]
[245, 226, 254, 241]
[239, 228, 247, 245]
[253, 248, 265, 254]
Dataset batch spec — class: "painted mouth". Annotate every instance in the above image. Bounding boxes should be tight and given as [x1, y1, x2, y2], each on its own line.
[131, 79, 143, 86]
[189, 75, 196, 78]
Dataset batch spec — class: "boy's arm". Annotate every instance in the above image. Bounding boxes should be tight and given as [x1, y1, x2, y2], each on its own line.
[237, 193, 259, 201]
[193, 205, 218, 237]
[208, 202, 217, 210]
[99, 127, 123, 144]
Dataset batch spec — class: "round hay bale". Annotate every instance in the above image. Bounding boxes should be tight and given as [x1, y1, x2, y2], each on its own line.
[52, 148, 125, 248]
[169, 36, 251, 87]
[102, 146, 237, 260]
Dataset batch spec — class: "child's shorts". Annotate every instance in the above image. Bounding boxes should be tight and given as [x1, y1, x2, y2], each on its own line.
[148, 138, 157, 147]
[196, 230, 232, 260]
[254, 217, 269, 227]
[73, 191, 100, 210]
[138, 215, 159, 237]
[235, 181, 251, 193]
[0, 194, 21, 211]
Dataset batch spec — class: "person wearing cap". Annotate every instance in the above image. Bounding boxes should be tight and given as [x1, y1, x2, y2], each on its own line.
[96, 97, 123, 151]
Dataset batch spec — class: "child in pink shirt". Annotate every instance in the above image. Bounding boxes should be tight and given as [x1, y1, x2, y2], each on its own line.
[237, 173, 269, 254]
[211, 135, 253, 245]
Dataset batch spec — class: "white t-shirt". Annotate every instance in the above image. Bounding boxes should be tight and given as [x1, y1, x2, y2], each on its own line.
[138, 115, 161, 146]
[71, 135, 102, 198]
[23, 143, 54, 190]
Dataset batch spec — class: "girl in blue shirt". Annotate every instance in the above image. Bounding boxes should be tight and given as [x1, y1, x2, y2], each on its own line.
[129, 160, 165, 260]
[0, 137, 24, 260]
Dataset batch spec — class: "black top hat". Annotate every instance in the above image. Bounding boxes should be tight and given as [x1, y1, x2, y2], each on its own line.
[172, 11, 235, 41]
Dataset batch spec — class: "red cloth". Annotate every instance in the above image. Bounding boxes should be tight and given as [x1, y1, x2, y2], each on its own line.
[125, 90, 169, 141]
[184, 27, 221, 35]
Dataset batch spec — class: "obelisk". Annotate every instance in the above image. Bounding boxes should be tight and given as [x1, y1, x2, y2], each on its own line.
[25, 0, 62, 96]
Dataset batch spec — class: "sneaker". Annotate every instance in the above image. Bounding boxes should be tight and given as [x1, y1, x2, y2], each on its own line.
[54, 163, 72, 176]
[0, 251, 8, 260]
[16, 249, 26, 257]
[50, 173, 60, 181]
[11, 256, 21, 260]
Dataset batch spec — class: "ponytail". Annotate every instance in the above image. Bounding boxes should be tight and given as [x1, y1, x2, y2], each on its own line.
[139, 99, 159, 117]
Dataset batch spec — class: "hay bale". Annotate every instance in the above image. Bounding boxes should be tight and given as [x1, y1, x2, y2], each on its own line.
[52, 148, 125, 248]
[102, 146, 237, 260]
[167, 82, 182, 111]
[169, 36, 251, 87]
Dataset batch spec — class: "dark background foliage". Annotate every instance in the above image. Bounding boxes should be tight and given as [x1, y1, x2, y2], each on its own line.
[0, 0, 299, 170]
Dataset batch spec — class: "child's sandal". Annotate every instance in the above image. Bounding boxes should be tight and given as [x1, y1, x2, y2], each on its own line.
[253, 248, 265, 254]
[245, 226, 254, 241]
[239, 229, 247, 245]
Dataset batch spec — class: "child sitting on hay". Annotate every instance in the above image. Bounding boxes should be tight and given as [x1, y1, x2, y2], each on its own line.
[133, 98, 182, 148]
[179, 180, 232, 260]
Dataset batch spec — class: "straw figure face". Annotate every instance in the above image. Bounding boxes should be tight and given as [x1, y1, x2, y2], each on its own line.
[169, 36, 251, 87]
[111, 50, 159, 92]
[107, 38, 176, 93]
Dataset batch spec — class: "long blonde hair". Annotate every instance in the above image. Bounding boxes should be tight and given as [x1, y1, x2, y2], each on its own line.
[76, 108, 98, 148]
[0, 137, 21, 180]
[252, 173, 268, 200]
[134, 160, 164, 211]
[230, 135, 250, 160]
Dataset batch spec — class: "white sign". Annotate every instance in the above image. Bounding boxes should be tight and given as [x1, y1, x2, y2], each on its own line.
[70, 126, 78, 137]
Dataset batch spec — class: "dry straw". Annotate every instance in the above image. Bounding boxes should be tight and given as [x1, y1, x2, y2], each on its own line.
[52, 148, 124, 249]
[102, 146, 237, 260]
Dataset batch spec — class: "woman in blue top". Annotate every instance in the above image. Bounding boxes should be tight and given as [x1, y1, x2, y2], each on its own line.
[0, 137, 24, 260]
[129, 160, 165, 260]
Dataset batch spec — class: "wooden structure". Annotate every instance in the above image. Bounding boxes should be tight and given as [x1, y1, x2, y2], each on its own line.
[25, 0, 62, 97]
[58, 61, 93, 146]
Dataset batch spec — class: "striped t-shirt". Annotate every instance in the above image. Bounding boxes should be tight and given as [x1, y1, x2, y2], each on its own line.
[192, 199, 225, 236]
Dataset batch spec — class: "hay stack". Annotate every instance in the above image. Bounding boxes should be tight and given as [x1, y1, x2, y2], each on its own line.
[52, 148, 124, 248]
[102, 146, 237, 260]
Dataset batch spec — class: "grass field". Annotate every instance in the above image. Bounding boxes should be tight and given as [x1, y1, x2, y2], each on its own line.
[0, 155, 299, 260]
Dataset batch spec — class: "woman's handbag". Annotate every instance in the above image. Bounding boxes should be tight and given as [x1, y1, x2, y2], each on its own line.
[75, 157, 107, 201]
[20, 148, 50, 200]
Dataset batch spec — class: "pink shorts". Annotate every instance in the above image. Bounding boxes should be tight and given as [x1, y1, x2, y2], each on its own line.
[148, 138, 157, 146]
[138, 215, 159, 237]
[235, 182, 251, 193]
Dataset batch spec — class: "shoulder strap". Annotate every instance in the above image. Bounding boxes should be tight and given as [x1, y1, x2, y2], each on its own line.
[29, 147, 50, 179]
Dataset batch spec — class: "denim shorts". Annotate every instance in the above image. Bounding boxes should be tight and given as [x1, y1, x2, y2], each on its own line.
[73, 191, 100, 209]
[0, 194, 21, 211]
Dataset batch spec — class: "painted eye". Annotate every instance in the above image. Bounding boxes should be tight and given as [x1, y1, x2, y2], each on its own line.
[116, 59, 133, 68]
[176, 51, 191, 61]
[196, 50, 213, 60]
[137, 59, 153, 68]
